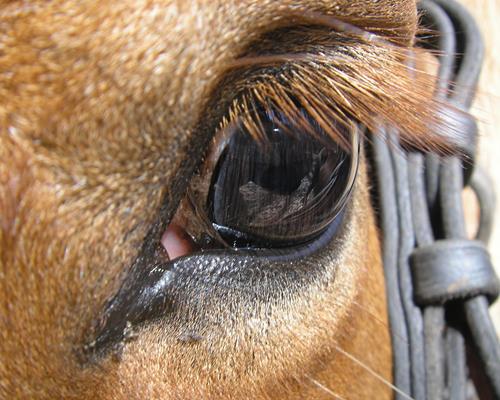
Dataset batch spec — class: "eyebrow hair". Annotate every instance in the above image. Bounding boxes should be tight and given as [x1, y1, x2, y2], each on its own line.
[220, 21, 461, 154]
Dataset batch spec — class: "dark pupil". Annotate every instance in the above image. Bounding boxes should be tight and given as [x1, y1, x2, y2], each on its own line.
[250, 138, 313, 194]
[208, 108, 354, 247]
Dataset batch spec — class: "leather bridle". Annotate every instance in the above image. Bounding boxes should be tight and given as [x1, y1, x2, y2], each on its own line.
[372, 0, 500, 398]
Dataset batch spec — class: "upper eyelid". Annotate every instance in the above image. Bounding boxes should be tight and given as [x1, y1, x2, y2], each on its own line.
[213, 21, 454, 156]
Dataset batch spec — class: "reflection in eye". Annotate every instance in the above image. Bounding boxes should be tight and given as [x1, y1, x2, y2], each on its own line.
[168, 23, 453, 252]
[208, 106, 359, 247]
[181, 101, 359, 250]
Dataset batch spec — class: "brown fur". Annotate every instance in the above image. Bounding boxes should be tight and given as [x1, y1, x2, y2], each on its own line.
[0, 1, 460, 398]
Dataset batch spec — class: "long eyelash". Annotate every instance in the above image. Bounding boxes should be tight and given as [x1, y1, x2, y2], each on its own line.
[221, 24, 460, 153]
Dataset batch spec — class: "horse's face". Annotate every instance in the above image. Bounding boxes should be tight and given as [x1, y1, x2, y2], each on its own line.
[0, 1, 447, 398]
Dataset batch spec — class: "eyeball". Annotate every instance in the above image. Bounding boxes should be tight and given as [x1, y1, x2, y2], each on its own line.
[199, 106, 359, 248]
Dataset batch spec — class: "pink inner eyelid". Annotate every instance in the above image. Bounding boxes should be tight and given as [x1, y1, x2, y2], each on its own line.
[161, 223, 197, 260]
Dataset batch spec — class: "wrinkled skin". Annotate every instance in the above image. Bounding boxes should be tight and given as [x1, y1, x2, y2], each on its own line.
[0, 0, 462, 398]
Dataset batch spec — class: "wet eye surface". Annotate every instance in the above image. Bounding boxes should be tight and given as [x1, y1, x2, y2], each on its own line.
[188, 105, 359, 249]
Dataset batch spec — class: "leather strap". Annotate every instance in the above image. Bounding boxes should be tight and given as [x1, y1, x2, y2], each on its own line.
[372, 1, 500, 398]
[410, 239, 500, 306]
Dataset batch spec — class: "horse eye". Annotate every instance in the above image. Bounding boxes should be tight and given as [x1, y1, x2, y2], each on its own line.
[198, 106, 359, 248]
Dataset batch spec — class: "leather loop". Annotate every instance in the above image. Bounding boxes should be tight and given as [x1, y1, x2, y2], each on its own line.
[410, 239, 499, 306]
[441, 105, 477, 160]
[438, 105, 478, 183]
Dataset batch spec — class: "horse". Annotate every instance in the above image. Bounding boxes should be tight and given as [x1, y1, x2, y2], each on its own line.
[0, 0, 498, 398]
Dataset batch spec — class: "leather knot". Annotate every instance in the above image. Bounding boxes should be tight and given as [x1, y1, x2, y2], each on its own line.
[410, 239, 499, 306]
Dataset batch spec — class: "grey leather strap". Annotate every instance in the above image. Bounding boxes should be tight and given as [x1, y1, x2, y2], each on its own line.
[410, 239, 499, 306]
[372, 1, 500, 398]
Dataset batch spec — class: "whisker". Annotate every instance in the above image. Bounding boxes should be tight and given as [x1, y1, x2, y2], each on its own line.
[285, 319, 410, 399]
[350, 299, 409, 346]
[305, 375, 347, 400]
[287, 10, 392, 45]
[226, 12, 408, 72]
[331, 342, 415, 400]
[226, 53, 319, 69]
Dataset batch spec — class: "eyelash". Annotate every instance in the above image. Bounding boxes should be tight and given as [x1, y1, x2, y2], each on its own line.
[221, 25, 453, 153]
[167, 25, 454, 253]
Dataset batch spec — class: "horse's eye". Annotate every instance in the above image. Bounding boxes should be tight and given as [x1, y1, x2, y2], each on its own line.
[192, 105, 359, 248]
